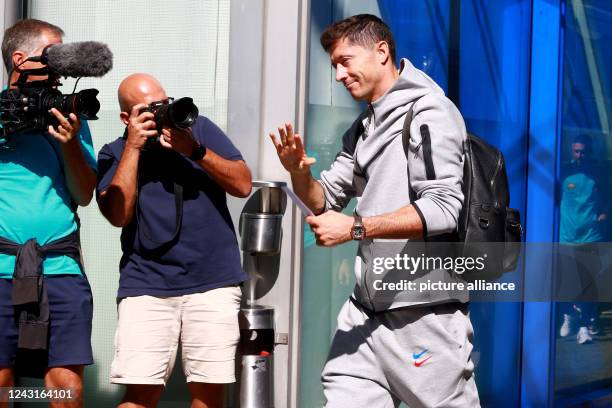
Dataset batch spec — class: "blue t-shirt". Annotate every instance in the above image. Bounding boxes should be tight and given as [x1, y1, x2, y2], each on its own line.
[96, 116, 247, 297]
[559, 162, 606, 243]
[0, 121, 97, 278]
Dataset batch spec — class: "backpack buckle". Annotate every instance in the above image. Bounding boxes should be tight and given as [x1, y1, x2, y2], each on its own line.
[479, 217, 490, 229]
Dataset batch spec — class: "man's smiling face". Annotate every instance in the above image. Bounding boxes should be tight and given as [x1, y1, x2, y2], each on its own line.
[330, 37, 382, 103]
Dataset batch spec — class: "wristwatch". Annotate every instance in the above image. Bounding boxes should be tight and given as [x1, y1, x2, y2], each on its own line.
[190, 143, 207, 161]
[351, 214, 366, 240]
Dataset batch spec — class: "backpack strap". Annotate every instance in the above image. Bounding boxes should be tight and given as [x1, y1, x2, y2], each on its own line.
[343, 109, 369, 156]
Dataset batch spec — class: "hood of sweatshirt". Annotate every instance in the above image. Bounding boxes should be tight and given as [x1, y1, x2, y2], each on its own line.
[355, 58, 445, 173]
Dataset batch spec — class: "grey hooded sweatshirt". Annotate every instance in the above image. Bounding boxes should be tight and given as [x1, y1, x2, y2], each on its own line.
[319, 58, 469, 311]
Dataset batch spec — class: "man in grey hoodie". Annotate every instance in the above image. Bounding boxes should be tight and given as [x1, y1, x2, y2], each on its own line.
[270, 14, 480, 408]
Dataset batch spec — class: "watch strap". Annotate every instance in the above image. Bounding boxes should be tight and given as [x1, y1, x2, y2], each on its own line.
[190, 143, 206, 161]
[351, 213, 365, 240]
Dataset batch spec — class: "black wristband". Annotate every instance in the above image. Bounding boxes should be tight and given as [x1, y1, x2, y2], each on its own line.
[190, 143, 206, 161]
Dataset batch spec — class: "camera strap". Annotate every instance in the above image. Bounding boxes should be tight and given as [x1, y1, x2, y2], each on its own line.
[135, 151, 184, 252]
[136, 182, 183, 251]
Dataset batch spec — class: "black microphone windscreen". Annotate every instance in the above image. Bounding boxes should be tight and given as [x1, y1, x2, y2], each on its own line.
[45, 41, 113, 77]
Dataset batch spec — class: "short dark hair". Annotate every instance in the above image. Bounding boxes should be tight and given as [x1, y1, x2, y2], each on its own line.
[1, 19, 64, 72]
[320, 14, 396, 63]
[571, 134, 591, 146]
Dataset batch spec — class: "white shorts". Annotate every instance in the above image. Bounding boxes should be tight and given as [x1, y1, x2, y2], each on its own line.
[110, 285, 242, 385]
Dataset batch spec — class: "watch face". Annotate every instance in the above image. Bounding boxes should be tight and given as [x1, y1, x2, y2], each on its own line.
[352, 225, 365, 240]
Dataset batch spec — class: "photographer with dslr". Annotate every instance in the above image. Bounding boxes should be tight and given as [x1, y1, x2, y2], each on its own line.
[97, 73, 251, 408]
[0, 19, 97, 406]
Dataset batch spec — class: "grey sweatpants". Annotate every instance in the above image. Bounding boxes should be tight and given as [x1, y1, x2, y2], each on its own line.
[322, 299, 480, 408]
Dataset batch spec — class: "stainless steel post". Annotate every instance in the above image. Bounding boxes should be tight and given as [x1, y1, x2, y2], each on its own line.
[237, 181, 286, 408]
[238, 307, 275, 408]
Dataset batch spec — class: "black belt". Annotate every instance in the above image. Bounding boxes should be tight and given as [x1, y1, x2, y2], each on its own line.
[0, 230, 83, 350]
[348, 295, 468, 318]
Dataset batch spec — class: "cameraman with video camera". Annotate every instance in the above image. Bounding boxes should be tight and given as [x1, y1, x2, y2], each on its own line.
[96, 73, 251, 408]
[0, 19, 97, 406]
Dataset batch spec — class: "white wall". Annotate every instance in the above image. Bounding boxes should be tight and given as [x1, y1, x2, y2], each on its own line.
[228, 0, 308, 406]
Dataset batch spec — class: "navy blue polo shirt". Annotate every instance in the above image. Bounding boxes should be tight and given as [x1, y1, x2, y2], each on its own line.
[96, 116, 247, 297]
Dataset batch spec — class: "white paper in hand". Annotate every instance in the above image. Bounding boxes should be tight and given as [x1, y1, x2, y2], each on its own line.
[281, 186, 315, 217]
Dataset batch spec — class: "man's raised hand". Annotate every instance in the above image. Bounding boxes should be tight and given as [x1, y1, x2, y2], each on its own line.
[269, 122, 316, 174]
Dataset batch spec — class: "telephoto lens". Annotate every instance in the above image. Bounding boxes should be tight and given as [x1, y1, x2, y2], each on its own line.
[41, 88, 100, 120]
[155, 97, 199, 129]
[60, 89, 101, 119]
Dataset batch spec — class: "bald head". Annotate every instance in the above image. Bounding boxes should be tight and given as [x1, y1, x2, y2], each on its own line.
[118, 73, 167, 113]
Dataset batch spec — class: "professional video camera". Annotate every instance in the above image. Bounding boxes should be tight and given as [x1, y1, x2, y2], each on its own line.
[0, 41, 113, 144]
[141, 96, 199, 148]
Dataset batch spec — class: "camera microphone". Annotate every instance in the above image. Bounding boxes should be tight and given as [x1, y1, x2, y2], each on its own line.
[28, 41, 113, 77]
[2, 41, 111, 138]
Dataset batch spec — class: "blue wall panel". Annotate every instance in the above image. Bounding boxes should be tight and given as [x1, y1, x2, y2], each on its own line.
[379, 2, 533, 406]
[522, 0, 563, 406]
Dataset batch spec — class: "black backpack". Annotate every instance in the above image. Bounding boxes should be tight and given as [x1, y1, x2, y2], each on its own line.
[400, 112, 523, 281]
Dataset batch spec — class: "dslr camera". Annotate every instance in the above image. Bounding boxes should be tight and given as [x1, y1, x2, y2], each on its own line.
[0, 41, 112, 145]
[140, 97, 199, 148]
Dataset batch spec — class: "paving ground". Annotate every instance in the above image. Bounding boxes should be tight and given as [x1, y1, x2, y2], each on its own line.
[555, 308, 612, 405]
